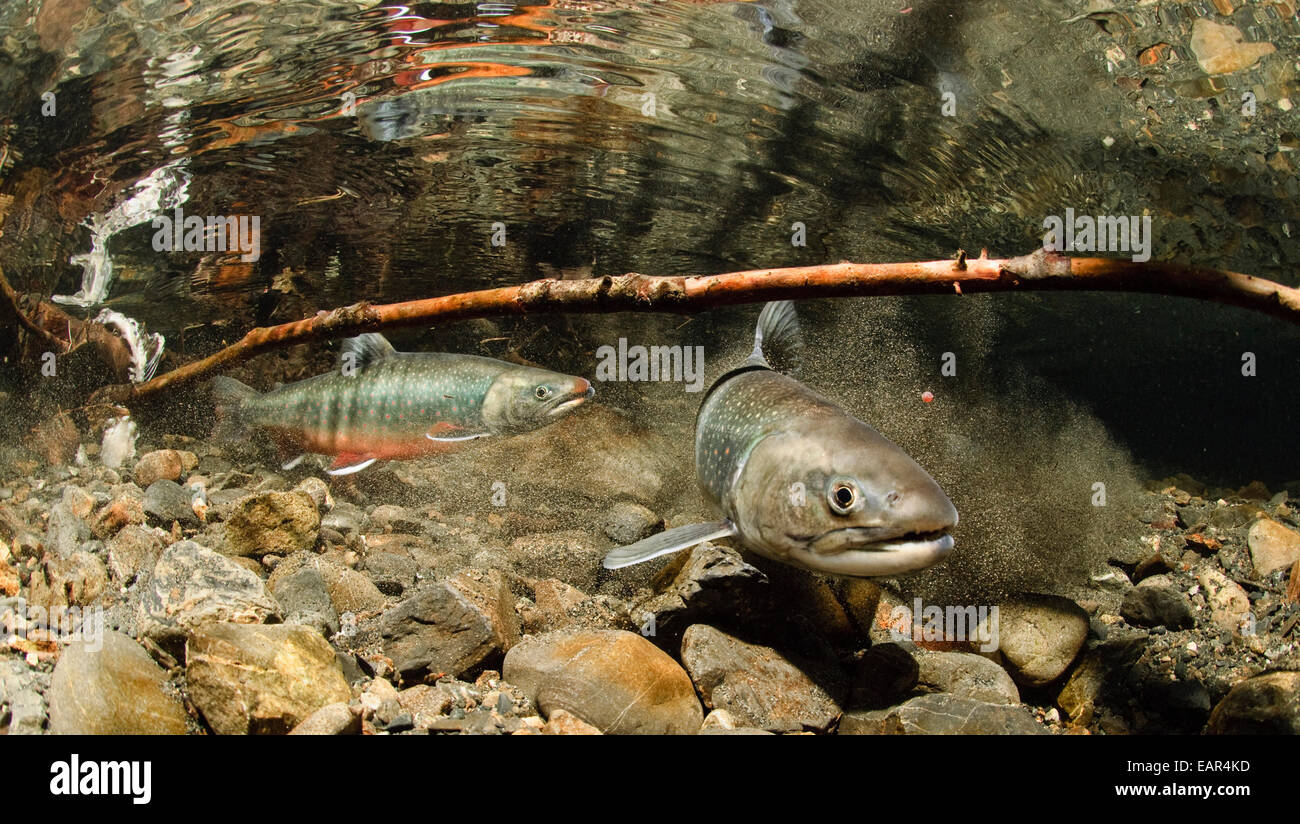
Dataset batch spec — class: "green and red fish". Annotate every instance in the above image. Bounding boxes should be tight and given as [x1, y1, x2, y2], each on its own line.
[213, 333, 593, 475]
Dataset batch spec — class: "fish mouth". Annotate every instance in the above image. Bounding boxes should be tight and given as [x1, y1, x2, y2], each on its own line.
[790, 528, 954, 577]
[547, 384, 594, 417]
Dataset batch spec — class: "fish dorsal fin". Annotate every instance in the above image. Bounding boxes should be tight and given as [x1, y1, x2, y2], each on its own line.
[746, 301, 804, 376]
[341, 333, 398, 372]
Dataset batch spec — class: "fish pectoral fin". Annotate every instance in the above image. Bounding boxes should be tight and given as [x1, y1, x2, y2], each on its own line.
[281, 454, 308, 471]
[602, 520, 737, 570]
[326, 454, 378, 475]
[425, 422, 491, 443]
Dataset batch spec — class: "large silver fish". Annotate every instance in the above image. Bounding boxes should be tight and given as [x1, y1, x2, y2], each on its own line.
[603, 302, 957, 578]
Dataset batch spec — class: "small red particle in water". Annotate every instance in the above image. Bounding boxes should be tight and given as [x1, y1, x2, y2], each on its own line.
[922, 391, 934, 403]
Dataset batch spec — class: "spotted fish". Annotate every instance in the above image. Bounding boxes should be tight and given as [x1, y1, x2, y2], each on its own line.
[212, 333, 593, 475]
[603, 301, 958, 578]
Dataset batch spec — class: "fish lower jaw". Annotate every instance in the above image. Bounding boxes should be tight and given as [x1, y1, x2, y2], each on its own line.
[548, 397, 588, 416]
[788, 532, 954, 578]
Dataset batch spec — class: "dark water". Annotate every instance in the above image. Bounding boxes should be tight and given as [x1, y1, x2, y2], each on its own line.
[2, 0, 1299, 599]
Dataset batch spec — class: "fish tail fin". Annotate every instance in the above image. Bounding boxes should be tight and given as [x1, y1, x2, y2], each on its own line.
[747, 300, 804, 375]
[210, 376, 258, 443]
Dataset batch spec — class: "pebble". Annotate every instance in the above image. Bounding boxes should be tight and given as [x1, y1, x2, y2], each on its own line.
[1247, 518, 1300, 576]
[840, 694, 1046, 735]
[223, 490, 320, 558]
[270, 566, 340, 637]
[91, 494, 145, 538]
[629, 543, 767, 641]
[0, 659, 48, 735]
[1189, 19, 1276, 76]
[106, 525, 164, 584]
[541, 708, 603, 735]
[914, 650, 1020, 705]
[43, 501, 89, 560]
[28, 551, 107, 610]
[134, 449, 195, 487]
[1121, 585, 1195, 630]
[380, 569, 520, 681]
[601, 501, 663, 545]
[138, 540, 282, 657]
[679, 624, 843, 732]
[994, 593, 1090, 686]
[1195, 567, 1252, 633]
[850, 642, 919, 708]
[47, 631, 188, 735]
[503, 628, 702, 734]
[186, 622, 352, 735]
[142, 480, 198, 527]
[1206, 671, 1300, 734]
[270, 553, 387, 614]
[288, 702, 360, 735]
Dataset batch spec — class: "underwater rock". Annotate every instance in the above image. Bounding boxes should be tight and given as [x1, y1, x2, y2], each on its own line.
[142, 479, 198, 527]
[43, 500, 89, 560]
[106, 524, 164, 584]
[839, 694, 1046, 735]
[542, 708, 603, 735]
[0, 659, 48, 735]
[91, 493, 145, 538]
[25, 412, 78, 465]
[1121, 585, 1194, 630]
[223, 490, 320, 558]
[47, 631, 188, 735]
[134, 449, 195, 487]
[358, 676, 403, 726]
[913, 650, 1020, 705]
[270, 552, 387, 615]
[321, 502, 363, 539]
[138, 540, 282, 657]
[361, 546, 419, 596]
[679, 624, 844, 732]
[367, 504, 424, 533]
[506, 530, 607, 591]
[1190, 19, 1276, 76]
[288, 702, 360, 735]
[993, 593, 1090, 687]
[630, 543, 768, 642]
[1247, 518, 1300, 576]
[28, 551, 107, 610]
[292, 477, 332, 512]
[1056, 651, 1108, 727]
[269, 565, 339, 637]
[186, 622, 352, 735]
[381, 569, 520, 681]
[602, 501, 663, 545]
[1195, 567, 1252, 633]
[850, 642, 919, 709]
[503, 628, 702, 734]
[60, 485, 95, 520]
[1206, 670, 1300, 734]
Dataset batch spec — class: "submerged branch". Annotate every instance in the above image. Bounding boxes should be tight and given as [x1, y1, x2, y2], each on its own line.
[91, 249, 1300, 405]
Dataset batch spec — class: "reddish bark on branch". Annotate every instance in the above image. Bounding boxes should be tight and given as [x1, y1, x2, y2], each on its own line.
[88, 249, 1300, 405]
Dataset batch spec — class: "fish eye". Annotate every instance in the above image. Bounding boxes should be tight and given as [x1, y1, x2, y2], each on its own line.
[534, 385, 552, 400]
[828, 479, 858, 514]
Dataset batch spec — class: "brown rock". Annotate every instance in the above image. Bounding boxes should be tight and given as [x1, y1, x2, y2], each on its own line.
[1190, 19, 1276, 75]
[134, 450, 188, 487]
[1196, 567, 1252, 633]
[380, 569, 520, 680]
[28, 552, 107, 610]
[288, 702, 360, 735]
[186, 622, 352, 735]
[1248, 519, 1300, 576]
[48, 631, 188, 735]
[223, 491, 320, 558]
[91, 495, 145, 538]
[994, 593, 1089, 687]
[542, 708, 603, 735]
[1206, 671, 1300, 734]
[503, 628, 702, 734]
[679, 624, 843, 732]
[106, 525, 164, 584]
[26, 412, 78, 465]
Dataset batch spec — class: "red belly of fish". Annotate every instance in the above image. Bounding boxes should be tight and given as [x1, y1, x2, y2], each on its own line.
[271, 427, 458, 461]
